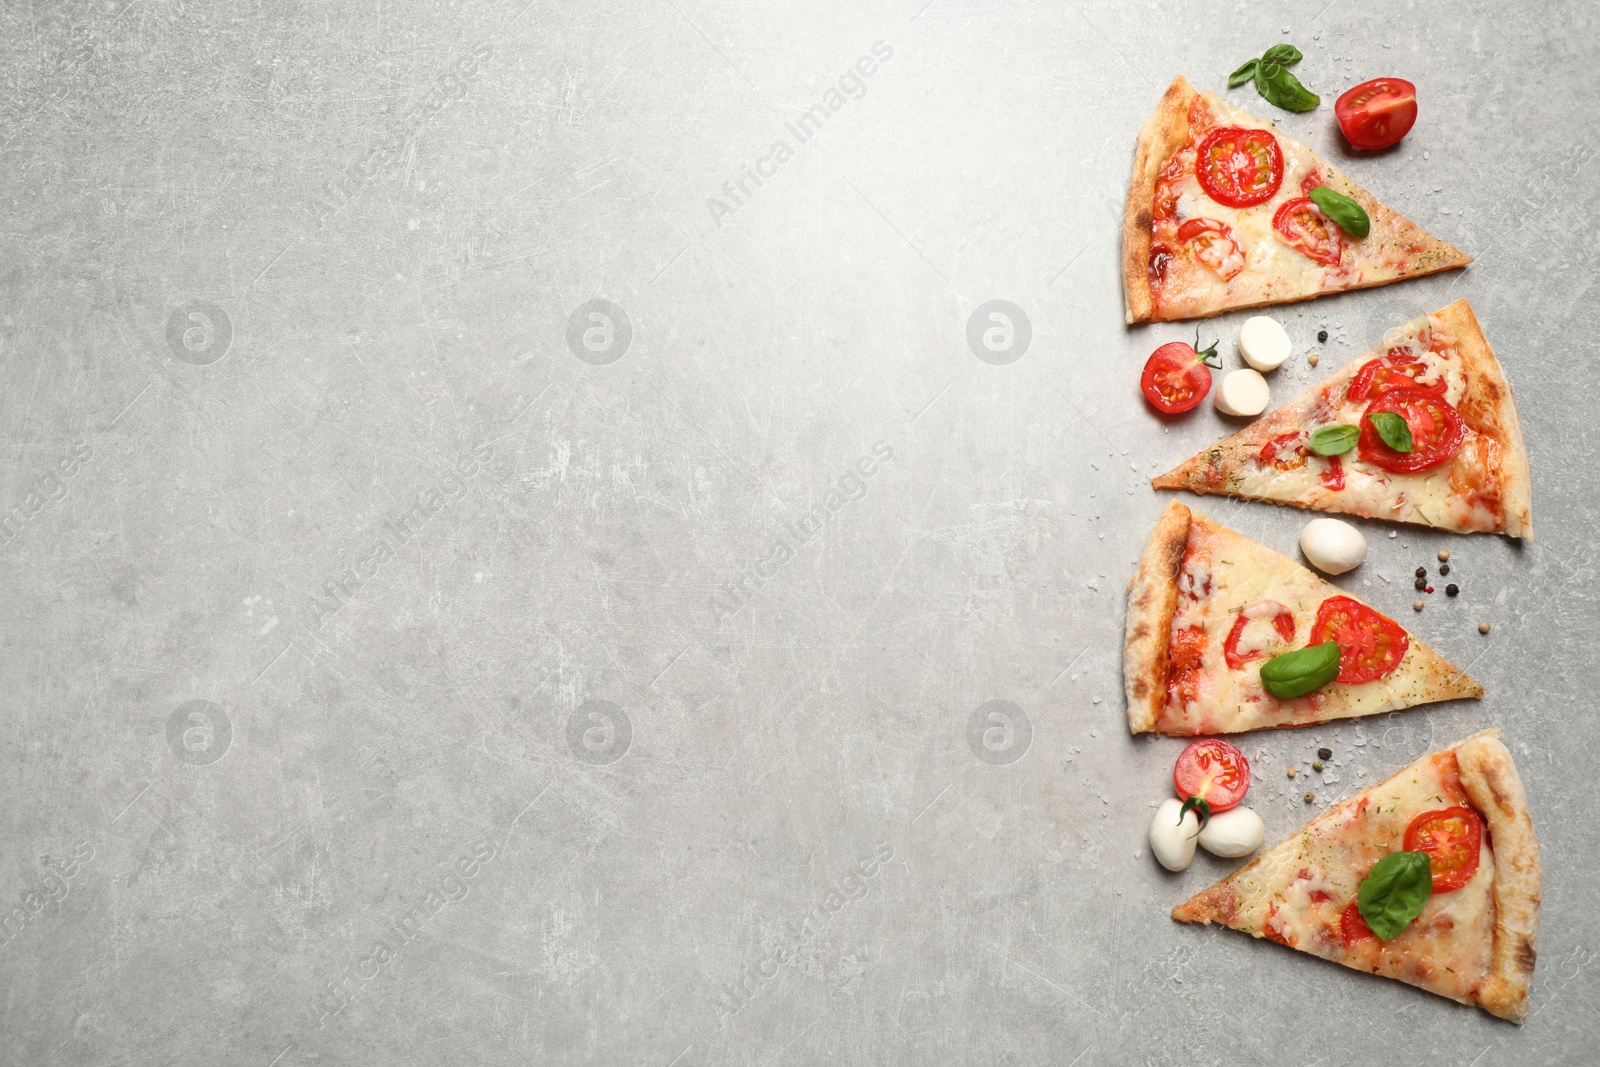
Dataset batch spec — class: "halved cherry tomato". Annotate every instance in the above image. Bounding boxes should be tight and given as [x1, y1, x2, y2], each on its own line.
[1140, 336, 1220, 414]
[1223, 601, 1296, 669]
[1173, 738, 1250, 812]
[1176, 217, 1246, 281]
[1336, 78, 1418, 151]
[1404, 806, 1483, 893]
[1346, 354, 1447, 403]
[1358, 388, 1466, 473]
[1196, 126, 1284, 208]
[1310, 596, 1409, 684]
[1273, 198, 1343, 267]
[1340, 898, 1377, 946]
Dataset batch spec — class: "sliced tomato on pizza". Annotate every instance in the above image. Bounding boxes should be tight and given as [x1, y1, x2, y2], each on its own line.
[1125, 501, 1480, 736]
[1152, 299, 1532, 538]
[1173, 730, 1541, 1022]
[1123, 75, 1470, 323]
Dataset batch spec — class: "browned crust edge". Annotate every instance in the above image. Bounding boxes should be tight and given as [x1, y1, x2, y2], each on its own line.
[1122, 501, 1190, 733]
[1434, 299, 1534, 540]
[1122, 76, 1196, 325]
[1456, 730, 1542, 1023]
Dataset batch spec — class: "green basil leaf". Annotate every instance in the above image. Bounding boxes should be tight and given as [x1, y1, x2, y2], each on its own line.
[1258, 640, 1341, 699]
[1228, 59, 1259, 89]
[1368, 411, 1413, 453]
[1308, 424, 1359, 456]
[1308, 186, 1372, 238]
[1358, 851, 1434, 940]
[1253, 59, 1279, 98]
[1255, 61, 1321, 112]
[1261, 44, 1303, 67]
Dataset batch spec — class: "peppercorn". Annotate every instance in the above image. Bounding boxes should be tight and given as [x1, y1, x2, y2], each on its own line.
[1479, 621, 1491, 634]
[1446, 584, 1459, 597]
[1414, 577, 1427, 591]
[1317, 329, 1328, 343]
[1304, 792, 1315, 803]
[1439, 563, 1450, 576]
[1415, 567, 1427, 578]
[1287, 767, 1297, 778]
[1318, 747, 1332, 760]
[1426, 586, 1434, 594]
[1312, 760, 1324, 772]
[1413, 600, 1424, 612]
[1307, 353, 1319, 366]
[1438, 550, 1451, 561]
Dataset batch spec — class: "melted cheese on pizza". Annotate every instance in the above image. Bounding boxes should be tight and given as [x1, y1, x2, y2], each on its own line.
[1211, 752, 1495, 1006]
[1220, 315, 1507, 533]
[1158, 519, 1434, 734]
[1149, 95, 1447, 319]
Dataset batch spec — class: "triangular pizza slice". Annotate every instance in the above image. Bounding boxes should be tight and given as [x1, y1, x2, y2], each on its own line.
[1125, 500, 1480, 736]
[1173, 730, 1541, 1022]
[1153, 299, 1532, 538]
[1123, 75, 1470, 323]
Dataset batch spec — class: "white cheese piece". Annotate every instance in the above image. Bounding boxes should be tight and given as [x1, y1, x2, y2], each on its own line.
[1197, 805, 1265, 858]
[1300, 517, 1367, 575]
[1214, 368, 1270, 417]
[1149, 798, 1201, 871]
[1238, 316, 1292, 372]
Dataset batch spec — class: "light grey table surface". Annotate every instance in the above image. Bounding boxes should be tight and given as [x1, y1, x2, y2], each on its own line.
[3, 1, 1598, 1064]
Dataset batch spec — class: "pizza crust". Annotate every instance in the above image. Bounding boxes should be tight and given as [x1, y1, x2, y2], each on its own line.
[1435, 299, 1534, 539]
[1122, 76, 1197, 324]
[1122, 501, 1190, 732]
[1455, 730, 1542, 1022]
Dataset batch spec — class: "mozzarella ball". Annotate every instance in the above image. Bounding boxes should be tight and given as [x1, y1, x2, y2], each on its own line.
[1197, 806, 1266, 858]
[1300, 518, 1368, 575]
[1238, 316, 1292, 372]
[1149, 798, 1201, 872]
[1214, 368, 1271, 417]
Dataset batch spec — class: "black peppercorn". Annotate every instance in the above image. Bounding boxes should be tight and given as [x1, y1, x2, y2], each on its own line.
[1439, 563, 1450, 575]
[1415, 566, 1427, 578]
[1318, 329, 1328, 343]
[1318, 747, 1332, 760]
[1446, 584, 1459, 597]
[1414, 577, 1427, 591]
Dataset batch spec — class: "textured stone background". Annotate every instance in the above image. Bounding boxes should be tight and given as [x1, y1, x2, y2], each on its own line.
[2, 1, 1597, 1064]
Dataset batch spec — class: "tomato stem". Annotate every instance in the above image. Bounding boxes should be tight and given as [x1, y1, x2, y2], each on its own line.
[1193, 328, 1221, 369]
[1179, 795, 1211, 832]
